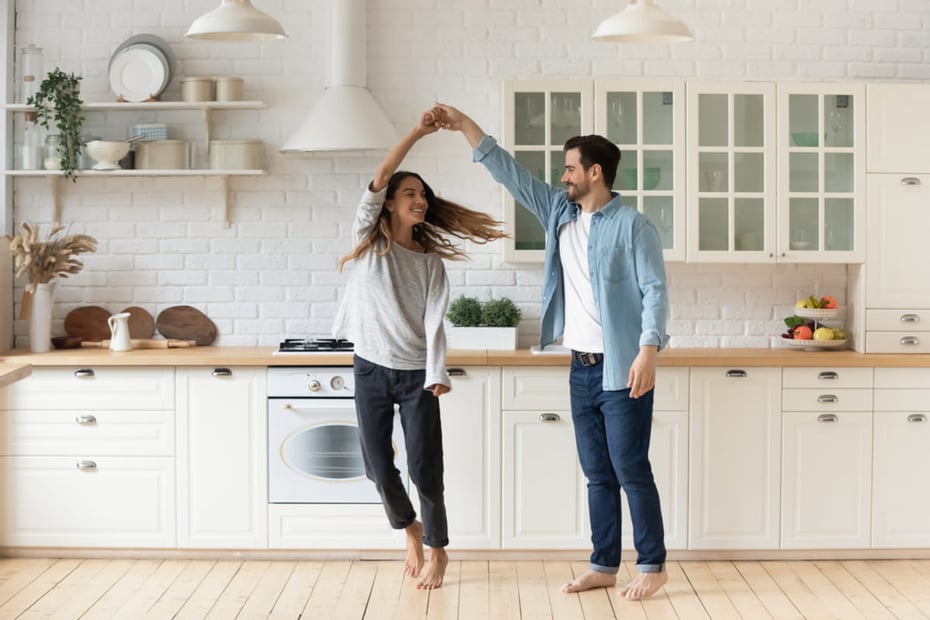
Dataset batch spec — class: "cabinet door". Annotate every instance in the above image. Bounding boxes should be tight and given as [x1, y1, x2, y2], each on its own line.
[440, 366, 501, 549]
[873, 410, 930, 547]
[176, 367, 267, 548]
[503, 79, 594, 262]
[502, 409, 587, 549]
[867, 83, 930, 173]
[781, 410, 872, 548]
[777, 83, 865, 263]
[687, 81, 776, 262]
[596, 79, 686, 261]
[866, 174, 930, 308]
[689, 367, 781, 549]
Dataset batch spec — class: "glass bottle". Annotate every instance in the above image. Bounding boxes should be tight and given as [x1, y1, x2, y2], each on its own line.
[21, 111, 45, 170]
[44, 134, 62, 170]
[19, 44, 43, 104]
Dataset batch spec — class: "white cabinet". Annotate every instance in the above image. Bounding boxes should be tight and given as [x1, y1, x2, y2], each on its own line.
[781, 368, 873, 549]
[176, 366, 267, 549]
[439, 366, 501, 549]
[0, 367, 176, 547]
[501, 366, 587, 549]
[689, 366, 781, 549]
[867, 83, 930, 173]
[872, 368, 930, 547]
[621, 367, 689, 551]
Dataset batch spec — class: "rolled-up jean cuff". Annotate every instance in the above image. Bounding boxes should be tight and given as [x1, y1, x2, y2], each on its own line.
[589, 563, 619, 575]
[638, 563, 665, 573]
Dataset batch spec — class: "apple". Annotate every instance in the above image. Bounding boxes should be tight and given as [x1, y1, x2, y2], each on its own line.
[820, 295, 838, 309]
[793, 325, 813, 340]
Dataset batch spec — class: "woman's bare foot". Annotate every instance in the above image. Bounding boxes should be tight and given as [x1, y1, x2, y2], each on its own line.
[618, 571, 668, 600]
[404, 521, 425, 579]
[415, 547, 448, 590]
[561, 570, 617, 593]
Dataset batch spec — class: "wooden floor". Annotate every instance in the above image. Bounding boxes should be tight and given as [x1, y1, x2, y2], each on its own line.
[1, 558, 929, 619]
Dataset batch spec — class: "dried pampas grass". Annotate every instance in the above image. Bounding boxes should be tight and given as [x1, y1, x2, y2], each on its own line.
[5, 222, 98, 293]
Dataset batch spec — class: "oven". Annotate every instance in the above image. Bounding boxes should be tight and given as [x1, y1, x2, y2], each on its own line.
[267, 354, 407, 504]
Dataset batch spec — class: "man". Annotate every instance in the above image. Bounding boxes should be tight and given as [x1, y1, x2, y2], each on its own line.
[435, 103, 670, 601]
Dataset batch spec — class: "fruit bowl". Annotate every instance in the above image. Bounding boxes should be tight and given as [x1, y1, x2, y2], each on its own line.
[794, 307, 839, 319]
[84, 140, 130, 170]
[781, 338, 848, 351]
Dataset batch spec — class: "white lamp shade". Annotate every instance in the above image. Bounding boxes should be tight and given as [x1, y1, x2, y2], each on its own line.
[185, 0, 287, 42]
[280, 85, 400, 152]
[592, 0, 693, 43]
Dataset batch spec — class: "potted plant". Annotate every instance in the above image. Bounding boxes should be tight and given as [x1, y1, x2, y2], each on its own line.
[27, 68, 85, 181]
[446, 295, 521, 350]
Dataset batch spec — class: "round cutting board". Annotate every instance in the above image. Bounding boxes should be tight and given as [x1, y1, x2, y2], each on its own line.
[155, 305, 217, 346]
[63, 306, 112, 341]
[122, 306, 156, 339]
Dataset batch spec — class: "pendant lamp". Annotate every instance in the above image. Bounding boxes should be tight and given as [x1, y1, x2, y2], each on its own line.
[592, 0, 693, 43]
[185, 0, 288, 42]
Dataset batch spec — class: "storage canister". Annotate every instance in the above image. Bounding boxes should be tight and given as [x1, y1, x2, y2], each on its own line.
[180, 77, 213, 102]
[214, 76, 244, 102]
[135, 140, 189, 169]
[209, 140, 265, 170]
[129, 123, 168, 142]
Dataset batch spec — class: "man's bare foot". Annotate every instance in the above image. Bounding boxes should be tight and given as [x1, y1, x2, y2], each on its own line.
[618, 571, 668, 600]
[415, 547, 448, 590]
[403, 521, 425, 579]
[561, 570, 617, 593]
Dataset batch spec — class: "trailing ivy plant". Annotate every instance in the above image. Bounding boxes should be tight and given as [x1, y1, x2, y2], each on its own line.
[27, 68, 85, 182]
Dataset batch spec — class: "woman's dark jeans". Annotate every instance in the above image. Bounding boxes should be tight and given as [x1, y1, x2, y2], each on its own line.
[353, 355, 449, 548]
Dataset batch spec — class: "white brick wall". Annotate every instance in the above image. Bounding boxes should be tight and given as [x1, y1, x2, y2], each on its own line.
[7, 1, 922, 348]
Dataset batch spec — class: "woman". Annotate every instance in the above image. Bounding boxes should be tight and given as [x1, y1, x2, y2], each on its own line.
[333, 106, 505, 589]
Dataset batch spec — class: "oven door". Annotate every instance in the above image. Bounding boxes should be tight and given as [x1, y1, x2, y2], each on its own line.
[268, 398, 407, 503]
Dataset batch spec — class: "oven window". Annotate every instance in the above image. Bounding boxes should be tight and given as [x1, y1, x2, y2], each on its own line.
[281, 423, 366, 480]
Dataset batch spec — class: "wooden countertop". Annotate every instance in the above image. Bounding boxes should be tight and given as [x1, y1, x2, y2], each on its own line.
[3, 347, 930, 368]
[0, 361, 32, 388]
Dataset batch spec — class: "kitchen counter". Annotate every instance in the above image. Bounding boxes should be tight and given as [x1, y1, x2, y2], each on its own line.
[0, 361, 31, 388]
[3, 346, 930, 367]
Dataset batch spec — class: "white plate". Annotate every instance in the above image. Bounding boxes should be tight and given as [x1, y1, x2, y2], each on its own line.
[109, 33, 176, 93]
[109, 45, 168, 102]
[780, 338, 848, 351]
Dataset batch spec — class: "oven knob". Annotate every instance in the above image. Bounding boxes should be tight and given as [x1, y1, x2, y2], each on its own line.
[331, 376, 345, 391]
[307, 379, 322, 392]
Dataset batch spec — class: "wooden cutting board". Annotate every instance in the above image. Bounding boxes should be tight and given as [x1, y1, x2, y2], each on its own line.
[63, 306, 111, 341]
[155, 305, 217, 346]
[122, 306, 156, 339]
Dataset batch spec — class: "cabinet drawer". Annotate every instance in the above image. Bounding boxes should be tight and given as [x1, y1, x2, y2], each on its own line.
[782, 389, 872, 412]
[874, 367, 930, 389]
[865, 332, 930, 354]
[866, 309, 930, 331]
[0, 456, 176, 547]
[655, 367, 689, 411]
[782, 367, 873, 389]
[0, 410, 174, 456]
[874, 390, 930, 411]
[502, 367, 570, 410]
[0, 367, 174, 410]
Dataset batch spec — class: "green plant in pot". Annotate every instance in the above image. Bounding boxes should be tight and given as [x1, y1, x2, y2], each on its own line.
[446, 295, 483, 327]
[481, 297, 522, 328]
[446, 295, 521, 350]
[27, 68, 85, 181]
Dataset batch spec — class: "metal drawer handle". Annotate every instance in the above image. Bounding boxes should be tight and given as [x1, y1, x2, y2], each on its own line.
[447, 368, 467, 377]
[817, 371, 839, 381]
[900, 314, 921, 323]
[74, 368, 95, 378]
[900, 336, 920, 346]
[908, 414, 927, 423]
[817, 395, 838, 404]
[539, 413, 561, 422]
[725, 369, 747, 378]
[211, 367, 233, 377]
[817, 414, 838, 423]
[900, 177, 921, 185]
[75, 415, 97, 425]
[76, 460, 97, 471]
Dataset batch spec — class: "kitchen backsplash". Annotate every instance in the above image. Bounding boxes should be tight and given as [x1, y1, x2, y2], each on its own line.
[6, 1, 912, 349]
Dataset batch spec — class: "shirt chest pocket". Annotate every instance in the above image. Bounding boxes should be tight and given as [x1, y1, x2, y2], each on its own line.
[602, 246, 634, 283]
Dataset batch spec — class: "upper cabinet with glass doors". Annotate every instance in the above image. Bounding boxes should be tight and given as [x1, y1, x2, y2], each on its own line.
[777, 83, 865, 263]
[686, 81, 776, 262]
[502, 80, 593, 263]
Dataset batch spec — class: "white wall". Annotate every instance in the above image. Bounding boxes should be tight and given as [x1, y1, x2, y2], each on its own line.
[8, 1, 929, 349]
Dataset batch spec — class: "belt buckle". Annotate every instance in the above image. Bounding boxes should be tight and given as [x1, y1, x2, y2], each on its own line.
[578, 352, 598, 366]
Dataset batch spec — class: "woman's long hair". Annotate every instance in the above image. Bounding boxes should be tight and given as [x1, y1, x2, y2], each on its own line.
[339, 171, 507, 270]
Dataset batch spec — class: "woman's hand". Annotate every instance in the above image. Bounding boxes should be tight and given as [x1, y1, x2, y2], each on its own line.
[428, 383, 450, 397]
[417, 106, 444, 136]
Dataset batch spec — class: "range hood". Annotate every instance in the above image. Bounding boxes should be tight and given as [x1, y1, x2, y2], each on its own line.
[281, 0, 399, 152]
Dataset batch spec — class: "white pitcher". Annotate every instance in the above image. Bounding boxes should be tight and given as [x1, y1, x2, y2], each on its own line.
[108, 312, 132, 352]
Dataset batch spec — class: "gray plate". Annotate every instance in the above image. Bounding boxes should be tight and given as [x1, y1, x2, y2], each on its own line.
[108, 33, 177, 98]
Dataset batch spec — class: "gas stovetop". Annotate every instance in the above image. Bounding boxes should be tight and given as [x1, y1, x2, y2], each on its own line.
[273, 338, 354, 355]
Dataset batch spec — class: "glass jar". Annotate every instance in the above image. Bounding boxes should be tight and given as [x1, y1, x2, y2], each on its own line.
[19, 44, 43, 103]
[43, 134, 62, 170]
[20, 111, 45, 170]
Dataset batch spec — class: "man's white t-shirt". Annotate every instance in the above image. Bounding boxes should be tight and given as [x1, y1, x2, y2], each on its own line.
[559, 210, 604, 353]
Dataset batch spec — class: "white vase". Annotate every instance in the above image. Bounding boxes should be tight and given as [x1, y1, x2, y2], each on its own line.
[29, 282, 56, 353]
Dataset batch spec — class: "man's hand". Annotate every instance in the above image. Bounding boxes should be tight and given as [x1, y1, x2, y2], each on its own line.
[434, 102, 485, 148]
[428, 384, 450, 397]
[627, 346, 657, 399]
